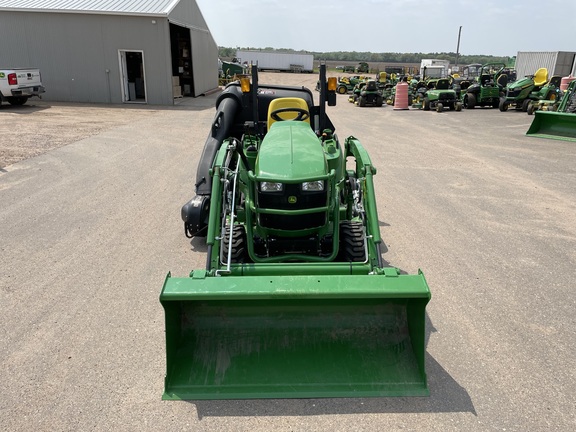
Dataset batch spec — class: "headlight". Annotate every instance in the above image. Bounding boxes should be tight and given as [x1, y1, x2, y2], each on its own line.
[260, 182, 283, 192]
[301, 181, 324, 192]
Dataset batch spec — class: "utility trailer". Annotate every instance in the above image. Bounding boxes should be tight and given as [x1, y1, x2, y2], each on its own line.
[235, 50, 314, 73]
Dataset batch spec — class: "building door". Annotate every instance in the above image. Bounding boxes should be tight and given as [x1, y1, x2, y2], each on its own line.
[119, 50, 147, 103]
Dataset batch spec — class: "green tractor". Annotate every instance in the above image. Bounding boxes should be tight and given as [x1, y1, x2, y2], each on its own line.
[356, 79, 384, 107]
[356, 61, 369, 73]
[421, 78, 462, 112]
[526, 79, 576, 141]
[462, 62, 508, 109]
[162, 64, 431, 400]
[500, 68, 562, 112]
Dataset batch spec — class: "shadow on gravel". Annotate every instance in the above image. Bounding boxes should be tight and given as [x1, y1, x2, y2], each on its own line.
[188, 312, 475, 419]
[0, 103, 50, 114]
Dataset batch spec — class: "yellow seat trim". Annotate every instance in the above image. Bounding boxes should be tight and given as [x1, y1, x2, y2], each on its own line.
[267, 97, 310, 131]
[533, 68, 548, 87]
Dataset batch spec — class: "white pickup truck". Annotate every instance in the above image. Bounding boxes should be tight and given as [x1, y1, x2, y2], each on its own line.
[0, 68, 45, 106]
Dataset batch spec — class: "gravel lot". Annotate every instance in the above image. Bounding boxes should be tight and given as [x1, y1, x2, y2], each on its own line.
[1, 72, 575, 431]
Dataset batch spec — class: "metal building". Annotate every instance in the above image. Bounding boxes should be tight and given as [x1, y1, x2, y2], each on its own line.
[0, 0, 218, 105]
[515, 51, 576, 80]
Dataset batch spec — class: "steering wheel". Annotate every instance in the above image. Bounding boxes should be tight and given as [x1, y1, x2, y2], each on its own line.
[270, 107, 310, 122]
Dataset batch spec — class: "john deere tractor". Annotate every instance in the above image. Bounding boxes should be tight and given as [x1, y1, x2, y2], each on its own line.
[161, 64, 431, 400]
[462, 62, 508, 109]
[421, 78, 462, 112]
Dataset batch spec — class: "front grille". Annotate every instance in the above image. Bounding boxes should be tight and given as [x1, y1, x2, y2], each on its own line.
[257, 183, 327, 230]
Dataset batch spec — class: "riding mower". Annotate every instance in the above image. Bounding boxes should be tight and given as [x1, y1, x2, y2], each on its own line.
[462, 62, 507, 109]
[356, 79, 384, 107]
[499, 68, 561, 112]
[527, 83, 563, 115]
[421, 78, 462, 112]
[348, 80, 367, 103]
[161, 64, 431, 400]
[527, 79, 576, 141]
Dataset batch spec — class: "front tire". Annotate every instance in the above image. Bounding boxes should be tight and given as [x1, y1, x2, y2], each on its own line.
[423, 97, 430, 111]
[221, 225, 248, 263]
[339, 221, 366, 262]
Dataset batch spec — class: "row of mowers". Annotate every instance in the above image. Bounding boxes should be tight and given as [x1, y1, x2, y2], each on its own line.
[337, 63, 572, 118]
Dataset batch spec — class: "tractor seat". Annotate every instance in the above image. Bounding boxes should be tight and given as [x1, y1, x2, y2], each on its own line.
[366, 80, 377, 91]
[480, 74, 492, 86]
[267, 97, 310, 131]
[435, 79, 450, 90]
[548, 75, 562, 88]
[496, 74, 508, 88]
[533, 68, 548, 87]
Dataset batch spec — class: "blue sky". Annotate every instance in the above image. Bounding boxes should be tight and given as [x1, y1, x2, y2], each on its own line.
[195, 0, 576, 57]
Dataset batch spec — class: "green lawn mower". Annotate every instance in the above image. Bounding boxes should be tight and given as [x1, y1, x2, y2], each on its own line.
[499, 68, 561, 112]
[356, 80, 384, 107]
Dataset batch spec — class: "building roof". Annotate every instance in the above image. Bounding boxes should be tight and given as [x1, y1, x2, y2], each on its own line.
[0, 0, 181, 16]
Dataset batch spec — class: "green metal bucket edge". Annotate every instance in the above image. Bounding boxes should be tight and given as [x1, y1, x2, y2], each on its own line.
[526, 111, 576, 142]
[160, 270, 431, 400]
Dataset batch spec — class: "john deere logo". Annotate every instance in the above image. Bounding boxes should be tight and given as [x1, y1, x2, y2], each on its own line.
[0, 73, 5, 78]
[288, 196, 297, 204]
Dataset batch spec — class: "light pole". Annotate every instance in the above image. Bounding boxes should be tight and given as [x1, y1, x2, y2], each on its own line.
[455, 26, 462, 70]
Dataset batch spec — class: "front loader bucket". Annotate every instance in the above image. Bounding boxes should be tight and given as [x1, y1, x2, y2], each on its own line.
[526, 111, 576, 142]
[160, 269, 431, 400]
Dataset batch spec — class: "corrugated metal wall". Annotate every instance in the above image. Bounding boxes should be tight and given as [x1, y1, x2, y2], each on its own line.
[516, 51, 576, 80]
[0, 1, 218, 104]
[0, 11, 172, 104]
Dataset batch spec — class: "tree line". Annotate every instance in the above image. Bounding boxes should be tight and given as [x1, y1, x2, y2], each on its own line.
[218, 46, 513, 66]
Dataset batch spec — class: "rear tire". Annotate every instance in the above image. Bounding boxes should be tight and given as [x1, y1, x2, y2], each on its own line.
[464, 93, 476, 109]
[339, 221, 366, 262]
[7, 96, 28, 106]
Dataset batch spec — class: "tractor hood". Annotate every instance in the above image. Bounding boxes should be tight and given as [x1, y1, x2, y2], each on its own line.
[255, 121, 327, 182]
[508, 76, 533, 90]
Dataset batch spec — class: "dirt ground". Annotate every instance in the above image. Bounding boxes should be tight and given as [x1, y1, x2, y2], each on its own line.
[0, 101, 161, 169]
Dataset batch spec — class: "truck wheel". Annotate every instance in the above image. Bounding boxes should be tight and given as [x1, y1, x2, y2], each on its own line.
[7, 96, 28, 106]
[339, 221, 366, 262]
